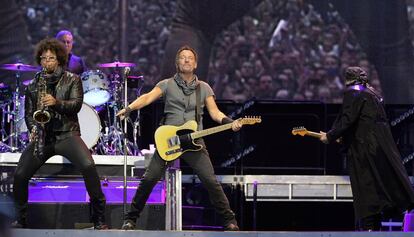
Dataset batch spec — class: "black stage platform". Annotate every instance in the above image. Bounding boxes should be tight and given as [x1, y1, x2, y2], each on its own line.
[10, 229, 414, 237]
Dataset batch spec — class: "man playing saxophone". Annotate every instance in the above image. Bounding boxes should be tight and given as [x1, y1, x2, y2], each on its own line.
[12, 38, 108, 229]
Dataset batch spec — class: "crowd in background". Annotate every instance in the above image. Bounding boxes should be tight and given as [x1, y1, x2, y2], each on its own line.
[207, 1, 384, 103]
[14, 0, 399, 103]
[408, 0, 414, 55]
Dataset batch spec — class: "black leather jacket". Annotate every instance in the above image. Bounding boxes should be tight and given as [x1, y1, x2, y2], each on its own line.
[25, 71, 83, 140]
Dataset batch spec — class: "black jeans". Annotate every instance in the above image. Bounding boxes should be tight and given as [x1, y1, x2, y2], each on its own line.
[13, 135, 106, 224]
[126, 142, 237, 226]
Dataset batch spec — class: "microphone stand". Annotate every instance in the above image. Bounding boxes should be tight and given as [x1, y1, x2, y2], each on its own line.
[122, 67, 130, 216]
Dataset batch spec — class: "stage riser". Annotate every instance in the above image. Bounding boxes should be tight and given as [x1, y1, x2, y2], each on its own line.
[11, 229, 414, 237]
[27, 180, 164, 204]
[25, 203, 212, 230]
[27, 203, 165, 230]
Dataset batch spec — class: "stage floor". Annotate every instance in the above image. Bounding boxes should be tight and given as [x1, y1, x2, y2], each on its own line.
[11, 229, 414, 237]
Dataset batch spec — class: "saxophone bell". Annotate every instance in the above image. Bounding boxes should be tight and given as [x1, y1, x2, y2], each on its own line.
[33, 110, 51, 124]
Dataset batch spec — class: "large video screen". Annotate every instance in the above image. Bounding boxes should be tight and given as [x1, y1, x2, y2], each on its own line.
[1, 0, 414, 104]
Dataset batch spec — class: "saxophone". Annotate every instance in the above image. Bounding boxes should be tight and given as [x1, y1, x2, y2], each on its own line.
[33, 69, 51, 124]
[32, 68, 50, 158]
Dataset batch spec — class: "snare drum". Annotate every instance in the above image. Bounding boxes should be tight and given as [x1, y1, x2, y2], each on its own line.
[81, 70, 110, 107]
[78, 103, 101, 149]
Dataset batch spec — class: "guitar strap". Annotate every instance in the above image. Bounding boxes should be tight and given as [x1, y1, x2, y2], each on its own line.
[195, 84, 201, 124]
[158, 78, 175, 126]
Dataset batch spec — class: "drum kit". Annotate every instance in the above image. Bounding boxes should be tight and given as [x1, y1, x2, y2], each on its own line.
[0, 63, 38, 152]
[0, 61, 143, 155]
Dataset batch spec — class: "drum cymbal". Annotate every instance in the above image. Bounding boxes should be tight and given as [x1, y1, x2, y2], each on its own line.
[22, 79, 33, 86]
[0, 63, 40, 72]
[127, 75, 143, 80]
[98, 61, 136, 68]
[126, 75, 144, 88]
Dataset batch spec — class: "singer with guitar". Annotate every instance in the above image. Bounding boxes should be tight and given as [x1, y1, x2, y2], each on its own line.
[317, 67, 414, 231]
[12, 38, 107, 229]
[117, 46, 242, 231]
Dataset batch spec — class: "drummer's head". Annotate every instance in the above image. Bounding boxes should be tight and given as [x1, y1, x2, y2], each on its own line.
[56, 30, 73, 54]
[35, 38, 68, 72]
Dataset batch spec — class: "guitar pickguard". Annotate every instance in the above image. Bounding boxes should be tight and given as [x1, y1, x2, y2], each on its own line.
[177, 129, 203, 152]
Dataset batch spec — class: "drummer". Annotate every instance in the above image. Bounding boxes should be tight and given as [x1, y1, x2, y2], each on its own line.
[55, 30, 87, 75]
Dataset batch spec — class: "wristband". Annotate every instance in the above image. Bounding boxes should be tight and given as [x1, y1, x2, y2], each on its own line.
[124, 106, 133, 117]
[221, 116, 234, 124]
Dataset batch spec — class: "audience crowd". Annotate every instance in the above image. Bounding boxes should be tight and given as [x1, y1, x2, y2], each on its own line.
[15, 0, 392, 103]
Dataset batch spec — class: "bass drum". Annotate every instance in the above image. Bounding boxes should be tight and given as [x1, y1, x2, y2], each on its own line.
[78, 103, 101, 149]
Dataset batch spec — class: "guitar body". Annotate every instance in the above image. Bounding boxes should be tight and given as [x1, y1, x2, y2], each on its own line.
[155, 117, 261, 161]
[155, 120, 203, 161]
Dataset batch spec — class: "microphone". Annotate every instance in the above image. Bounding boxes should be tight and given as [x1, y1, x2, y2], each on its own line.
[124, 67, 131, 77]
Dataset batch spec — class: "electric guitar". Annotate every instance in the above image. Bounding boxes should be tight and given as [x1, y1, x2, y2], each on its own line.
[292, 127, 343, 144]
[155, 116, 262, 161]
[291, 127, 322, 139]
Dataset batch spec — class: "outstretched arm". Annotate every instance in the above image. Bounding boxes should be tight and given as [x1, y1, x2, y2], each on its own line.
[117, 86, 163, 120]
[205, 95, 242, 131]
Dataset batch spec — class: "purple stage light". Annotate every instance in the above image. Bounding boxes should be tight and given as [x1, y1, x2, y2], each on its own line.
[403, 211, 414, 232]
[28, 180, 165, 204]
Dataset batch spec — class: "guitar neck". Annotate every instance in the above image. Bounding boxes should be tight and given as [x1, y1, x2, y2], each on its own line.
[306, 131, 322, 139]
[191, 123, 233, 139]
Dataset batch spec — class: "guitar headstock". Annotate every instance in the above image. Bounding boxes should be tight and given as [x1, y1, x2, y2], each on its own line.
[239, 116, 262, 125]
[292, 126, 308, 136]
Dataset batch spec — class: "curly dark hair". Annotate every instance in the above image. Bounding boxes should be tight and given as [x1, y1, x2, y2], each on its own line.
[35, 38, 68, 67]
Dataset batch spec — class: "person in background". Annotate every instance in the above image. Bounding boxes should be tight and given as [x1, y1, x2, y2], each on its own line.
[56, 30, 87, 75]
